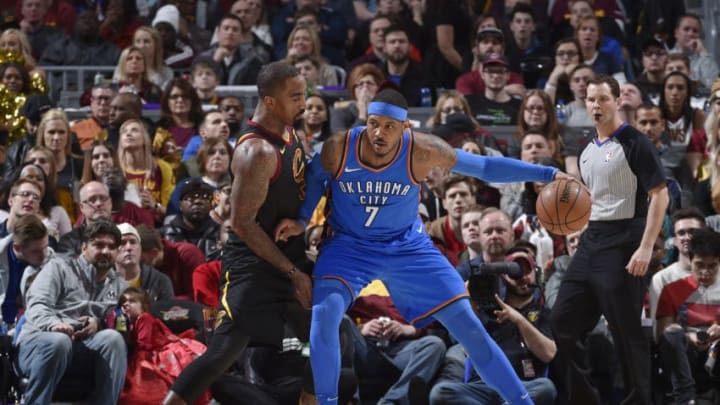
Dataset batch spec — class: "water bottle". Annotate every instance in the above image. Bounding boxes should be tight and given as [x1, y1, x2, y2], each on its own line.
[420, 88, 432, 108]
[114, 311, 128, 333]
[556, 99, 567, 125]
[376, 316, 391, 348]
[706, 340, 718, 376]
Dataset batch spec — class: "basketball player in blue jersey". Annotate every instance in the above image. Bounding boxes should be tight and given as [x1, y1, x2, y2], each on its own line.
[163, 62, 313, 405]
[275, 88, 573, 405]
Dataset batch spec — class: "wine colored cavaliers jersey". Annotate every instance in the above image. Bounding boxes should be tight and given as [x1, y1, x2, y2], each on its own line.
[225, 121, 307, 267]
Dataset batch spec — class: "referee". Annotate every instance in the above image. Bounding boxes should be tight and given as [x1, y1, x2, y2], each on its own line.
[550, 75, 668, 405]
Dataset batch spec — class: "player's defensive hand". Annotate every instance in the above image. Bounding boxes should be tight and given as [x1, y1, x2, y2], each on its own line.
[553, 170, 576, 181]
[493, 294, 523, 324]
[274, 218, 305, 242]
[626, 246, 651, 277]
[290, 270, 312, 310]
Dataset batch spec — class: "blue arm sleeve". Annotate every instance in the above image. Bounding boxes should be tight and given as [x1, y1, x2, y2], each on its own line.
[298, 155, 330, 223]
[451, 149, 557, 183]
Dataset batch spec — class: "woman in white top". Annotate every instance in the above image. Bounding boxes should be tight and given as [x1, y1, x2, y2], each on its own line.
[658, 71, 706, 183]
[132, 26, 174, 90]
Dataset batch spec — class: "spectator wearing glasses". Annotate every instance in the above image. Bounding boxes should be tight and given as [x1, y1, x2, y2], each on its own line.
[0, 179, 42, 238]
[57, 181, 112, 257]
[161, 178, 221, 260]
[71, 84, 116, 151]
[17, 219, 127, 405]
[636, 38, 668, 102]
[156, 79, 204, 150]
[0, 162, 71, 240]
[542, 38, 582, 104]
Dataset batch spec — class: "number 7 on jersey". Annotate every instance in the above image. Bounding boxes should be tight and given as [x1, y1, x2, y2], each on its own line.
[364, 206, 379, 227]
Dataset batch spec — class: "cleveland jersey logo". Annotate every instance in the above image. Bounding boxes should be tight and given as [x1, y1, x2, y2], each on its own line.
[293, 147, 306, 198]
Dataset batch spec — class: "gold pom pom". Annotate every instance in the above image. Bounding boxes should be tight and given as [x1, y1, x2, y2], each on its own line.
[0, 50, 25, 66]
[29, 72, 48, 94]
[0, 84, 28, 144]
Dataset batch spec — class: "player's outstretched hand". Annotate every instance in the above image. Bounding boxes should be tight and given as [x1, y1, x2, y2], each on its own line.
[553, 170, 576, 181]
[626, 246, 651, 277]
[274, 218, 305, 242]
[290, 270, 313, 310]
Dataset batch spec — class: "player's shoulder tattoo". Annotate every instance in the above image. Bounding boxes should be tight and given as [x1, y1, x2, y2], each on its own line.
[414, 131, 455, 165]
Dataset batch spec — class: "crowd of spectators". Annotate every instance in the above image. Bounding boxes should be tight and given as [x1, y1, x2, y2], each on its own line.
[0, 0, 718, 404]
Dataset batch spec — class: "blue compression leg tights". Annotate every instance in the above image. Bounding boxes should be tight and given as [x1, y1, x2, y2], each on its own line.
[310, 278, 353, 405]
[434, 299, 534, 405]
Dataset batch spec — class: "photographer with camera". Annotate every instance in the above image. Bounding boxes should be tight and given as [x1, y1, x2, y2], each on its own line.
[430, 245, 557, 405]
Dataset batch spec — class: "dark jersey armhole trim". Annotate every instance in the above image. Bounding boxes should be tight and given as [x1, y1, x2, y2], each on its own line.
[407, 129, 421, 185]
[333, 130, 351, 180]
[269, 149, 282, 183]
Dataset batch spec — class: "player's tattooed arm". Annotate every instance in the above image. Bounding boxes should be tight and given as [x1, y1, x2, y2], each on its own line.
[320, 131, 348, 177]
[410, 131, 457, 179]
[231, 138, 296, 273]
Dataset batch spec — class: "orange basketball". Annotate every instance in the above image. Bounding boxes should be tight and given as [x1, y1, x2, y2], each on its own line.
[535, 179, 591, 235]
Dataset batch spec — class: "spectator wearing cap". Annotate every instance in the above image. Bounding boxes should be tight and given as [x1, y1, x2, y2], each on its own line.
[381, 25, 431, 107]
[466, 54, 522, 127]
[636, 38, 669, 101]
[152, 4, 195, 69]
[455, 26, 525, 98]
[38, 9, 120, 76]
[431, 112, 501, 153]
[161, 178, 220, 260]
[116, 223, 174, 302]
[3, 93, 52, 178]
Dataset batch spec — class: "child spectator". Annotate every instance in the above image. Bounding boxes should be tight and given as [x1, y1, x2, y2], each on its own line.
[117, 287, 210, 405]
[190, 58, 221, 105]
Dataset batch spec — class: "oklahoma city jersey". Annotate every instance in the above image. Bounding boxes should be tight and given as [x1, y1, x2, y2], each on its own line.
[328, 126, 421, 241]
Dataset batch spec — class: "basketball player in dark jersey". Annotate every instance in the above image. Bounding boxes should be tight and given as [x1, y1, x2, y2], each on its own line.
[163, 62, 312, 405]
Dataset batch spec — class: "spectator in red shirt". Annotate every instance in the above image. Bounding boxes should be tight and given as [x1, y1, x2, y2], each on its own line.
[137, 224, 206, 300]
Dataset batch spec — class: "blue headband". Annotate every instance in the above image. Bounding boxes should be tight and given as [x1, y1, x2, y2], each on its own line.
[368, 101, 407, 121]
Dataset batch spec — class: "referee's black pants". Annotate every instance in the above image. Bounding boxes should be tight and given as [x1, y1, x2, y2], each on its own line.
[550, 220, 652, 405]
